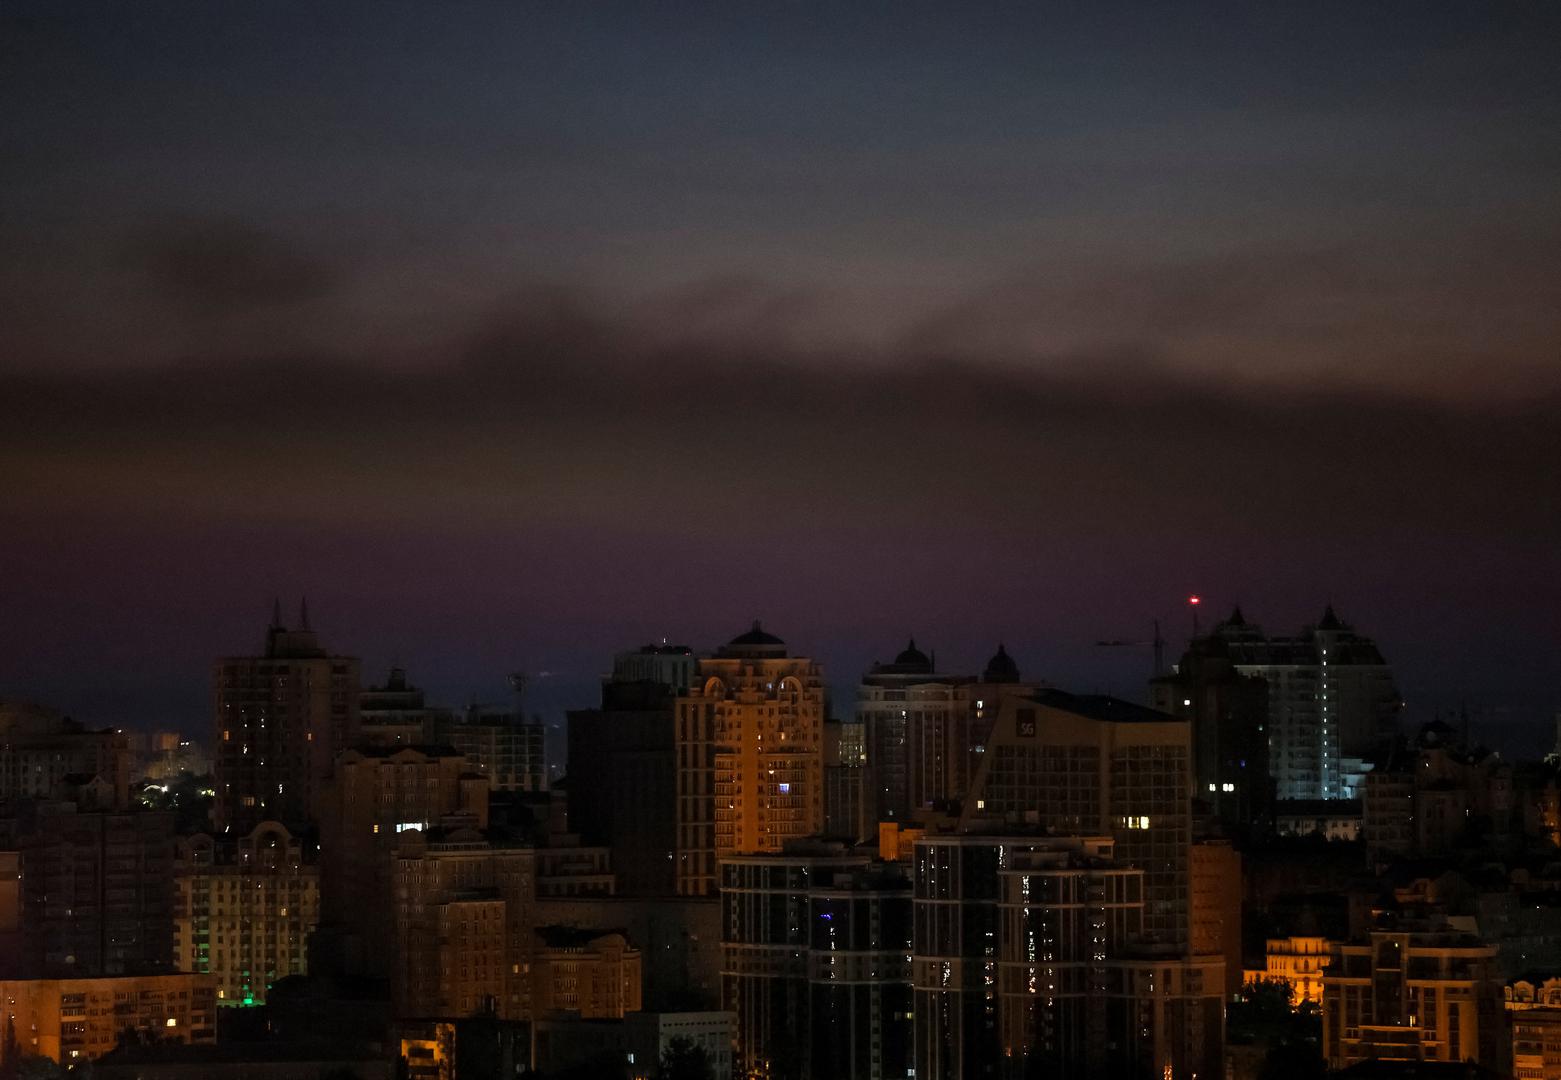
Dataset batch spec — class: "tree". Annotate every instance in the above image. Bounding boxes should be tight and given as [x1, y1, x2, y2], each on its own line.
[655, 1038, 714, 1080]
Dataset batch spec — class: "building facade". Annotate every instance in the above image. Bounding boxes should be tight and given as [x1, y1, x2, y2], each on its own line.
[1244, 936, 1332, 1006]
[1190, 839, 1243, 995]
[1322, 920, 1508, 1071]
[1149, 630, 1271, 831]
[674, 624, 825, 896]
[531, 928, 642, 1019]
[313, 745, 488, 982]
[0, 973, 216, 1065]
[1206, 606, 1400, 801]
[857, 642, 974, 825]
[172, 822, 318, 1006]
[392, 827, 536, 1020]
[18, 805, 176, 977]
[959, 689, 1194, 948]
[213, 604, 361, 832]
[0, 701, 132, 808]
[566, 663, 682, 897]
[721, 843, 910, 1080]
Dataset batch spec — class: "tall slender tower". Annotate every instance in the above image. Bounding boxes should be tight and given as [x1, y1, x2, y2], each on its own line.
[213, 601, 360, 832]
[673, 623, 824, 895]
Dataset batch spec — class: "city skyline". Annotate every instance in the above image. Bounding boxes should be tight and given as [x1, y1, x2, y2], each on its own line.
[2, 596, 1553, 760]
[7, 5, 1561, 1078]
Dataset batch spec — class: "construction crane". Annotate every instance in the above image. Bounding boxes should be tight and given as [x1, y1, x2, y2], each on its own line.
[1095, 619, 1168, 683]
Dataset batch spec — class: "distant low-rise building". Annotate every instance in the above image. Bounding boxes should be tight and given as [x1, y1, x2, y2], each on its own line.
[0, 700, 132, 808]
[532, 927, 642, 1020]
[0, 972, 216, 1065]
[1322, 917, 1508, 1071]
[1244, 936, 1332, 1005]
[1275, 799, 1363, 841]
[1363, 721, 1514, 860]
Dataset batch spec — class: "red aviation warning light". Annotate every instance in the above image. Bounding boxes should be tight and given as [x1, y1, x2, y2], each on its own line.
[1188, 595, 1201, 606]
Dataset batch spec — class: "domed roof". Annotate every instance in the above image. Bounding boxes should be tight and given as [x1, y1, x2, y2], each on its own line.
[729, 620, 784, 647]
[983, 643, 1020, 683]
[718, 620, 789, 659]
[893, 637, 932, 672]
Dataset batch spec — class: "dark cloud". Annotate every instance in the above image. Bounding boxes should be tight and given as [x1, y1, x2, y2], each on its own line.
[1, 280, 1557, 548]
[119, 218, 340, 317]
[1, 282, 1557, 752]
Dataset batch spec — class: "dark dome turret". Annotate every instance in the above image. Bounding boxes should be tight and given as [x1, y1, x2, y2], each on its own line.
[892, 638, 932, 672]
[719, 620, 788, 658]
[983, 644, 1020, 683]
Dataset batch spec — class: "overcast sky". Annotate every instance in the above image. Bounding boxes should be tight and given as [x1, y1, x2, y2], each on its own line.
[3, 2, 1558, 753]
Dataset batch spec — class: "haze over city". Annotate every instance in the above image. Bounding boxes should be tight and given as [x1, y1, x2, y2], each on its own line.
[6, 5, 1561, 1080]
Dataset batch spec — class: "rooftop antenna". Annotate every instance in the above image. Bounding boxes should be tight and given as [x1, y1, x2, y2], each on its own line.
[271, 596, 283, 629]
[299, 596, 311, 632]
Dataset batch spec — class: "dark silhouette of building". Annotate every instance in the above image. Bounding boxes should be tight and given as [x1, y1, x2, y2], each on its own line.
[856, 642, 1040, 831]
[213, 602, 361, 832]
[721, 842, 911, 1080]
[17, 803, 176, 977]
[822, 716, 867, 842]
[565, 646, 692, 896]
[1150, 622, 1272, 834]
[1198, 605, 1400, 801]
[960, 688, 1194, 948]
[0, 701, 133, 809]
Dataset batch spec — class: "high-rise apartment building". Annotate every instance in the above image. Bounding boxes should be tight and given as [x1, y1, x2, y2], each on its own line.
[1362, 719, 1515, 860]
[172, 823, 318, 1006]
[313, 745, 489, 981]
[1149, 631, 1271, 831]
[858, 641, 974, 825]
[566, 648, 693, 896]
[18, 804, 176, 977]
[914, 834, 1128, 1080]
[392, 826, 536, 1020]
[1205, 606, 1400, 801]
[822, 717, 866, 842]
[359, 667, 545, 791]
[721, 843, 911, 1080]
[213, 603, 361, 832]
[810, 862, 913, 1080]
[960, 689, 1194, 948]
[359, 667, 452, 748]
[856, 643, 1039, 830]
[912, 833, 1219, 1080]
[442, 705, 546, 794]
[674, 624, 824, 896]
